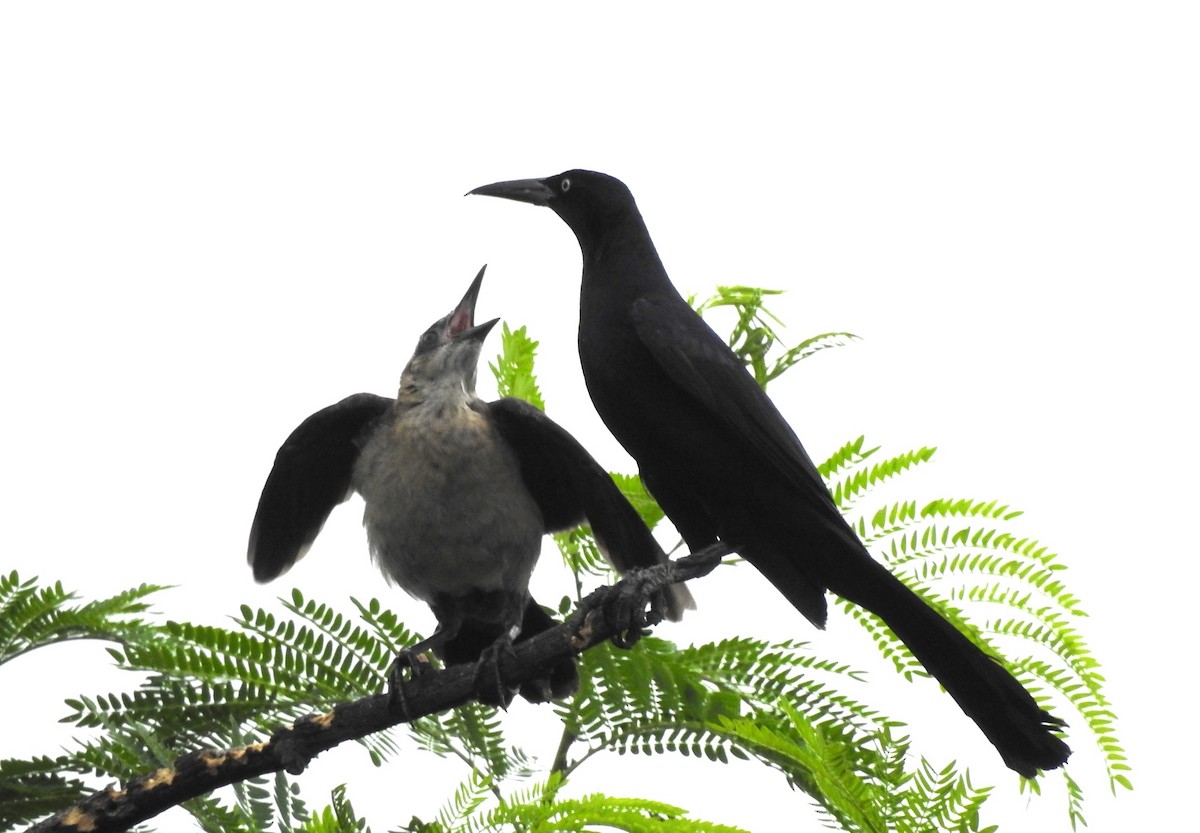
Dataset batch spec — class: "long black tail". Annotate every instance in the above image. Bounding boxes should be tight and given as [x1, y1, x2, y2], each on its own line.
[833, 556, 1070, 777]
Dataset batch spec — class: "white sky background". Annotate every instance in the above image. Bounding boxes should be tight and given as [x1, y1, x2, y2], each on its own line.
[2, 3, 1197, 831]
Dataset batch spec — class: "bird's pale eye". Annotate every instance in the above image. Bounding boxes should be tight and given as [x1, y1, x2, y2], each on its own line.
[560, 178, 571, 193]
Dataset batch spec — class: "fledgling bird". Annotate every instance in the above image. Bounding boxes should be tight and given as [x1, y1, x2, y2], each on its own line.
[248, 265, 692, 704]
[469, 171, 1071, 774]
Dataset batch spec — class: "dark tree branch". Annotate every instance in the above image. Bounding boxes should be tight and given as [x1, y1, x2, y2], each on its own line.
[26, 545, 729, 833]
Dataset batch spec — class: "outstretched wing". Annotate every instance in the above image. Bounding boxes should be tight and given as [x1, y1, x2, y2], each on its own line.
[485, 396, 694, 620]
[248, 393, 393, 582]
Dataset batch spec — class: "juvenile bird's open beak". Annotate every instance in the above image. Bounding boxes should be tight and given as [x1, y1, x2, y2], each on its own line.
[448, 265, 500, 342]
[468, 178, 556, 206]
[459, 316, 500, 343]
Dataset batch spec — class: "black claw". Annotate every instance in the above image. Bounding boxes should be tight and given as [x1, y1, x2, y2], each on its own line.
[387, 648, 434, 718]
[610, 626, 646, 650]
[472, 635, 518, 709]
[646, 587, 669, 627]
[570, 578, 659, 650]
[603, 567, 667, 649]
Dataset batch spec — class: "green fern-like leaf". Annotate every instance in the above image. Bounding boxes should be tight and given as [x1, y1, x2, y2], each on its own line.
[611, 472, 666, 531]
[273, 769, 311, 833]
[551, 526, 612, 581]
[0, 756, 90, 831]
[489, 323, 544, 410]
[826, 442, 1126, 796]
[0, 571, 166, 668]
[429, 773, 750, 833]
[302, 784, 372, 833]
[818, 436, 881, 481]
[692, 285, 857, 387]
[827, 446, 937, 511]
[554, 633, 895, 801]
[185, 791, 265, 833]
[423, 767, 495, 833]
[230, 775, 280, 833]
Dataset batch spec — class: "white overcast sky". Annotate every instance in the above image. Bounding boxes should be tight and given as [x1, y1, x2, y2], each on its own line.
[2, 3, 1197, 832]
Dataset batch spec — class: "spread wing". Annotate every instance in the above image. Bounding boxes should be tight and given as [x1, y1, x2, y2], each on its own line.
[248, 393, 393, 582]
[486, 396, 694, 620]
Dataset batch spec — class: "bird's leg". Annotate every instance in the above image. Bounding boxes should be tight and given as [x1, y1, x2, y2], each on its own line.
[680, 541, 731, 573]
[387, 623, 460, 718]
[472, 626, 520, 709]
[573, 565, 668, 650]
[604, 542, 734, 649]
[604, 566, 663, 649]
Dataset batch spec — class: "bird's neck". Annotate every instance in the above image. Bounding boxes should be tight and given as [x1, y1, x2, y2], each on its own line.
[396, 376, 476, 416]
[576, 209, 681, 389]
[580, 211, 670, 296]
[569, 200, 680, 393]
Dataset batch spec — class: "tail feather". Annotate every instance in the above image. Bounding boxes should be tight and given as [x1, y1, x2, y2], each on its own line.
[836, 558, 1070, 777]
[737, 507, 1070, 776]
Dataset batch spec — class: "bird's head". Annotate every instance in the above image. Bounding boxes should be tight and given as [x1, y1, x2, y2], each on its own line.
[399, 265, 499, 403]
[469, 170, 638, 250]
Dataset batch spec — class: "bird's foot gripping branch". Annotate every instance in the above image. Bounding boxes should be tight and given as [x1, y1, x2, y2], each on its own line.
[572, 543, 731, 650]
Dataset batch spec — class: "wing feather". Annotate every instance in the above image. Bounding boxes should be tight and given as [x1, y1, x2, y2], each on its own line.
[248, 393, 393, 582]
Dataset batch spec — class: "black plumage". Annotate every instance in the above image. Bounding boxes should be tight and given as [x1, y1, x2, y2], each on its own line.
[470, 171, 1069, 774]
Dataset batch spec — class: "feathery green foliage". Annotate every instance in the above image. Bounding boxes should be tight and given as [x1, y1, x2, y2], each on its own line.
[300, 786, 370, 833]
[693, 285, 858, 386]
[398, 772, 750, 833]
[0, 757, 89, 833]
[1, 286, 1123, 833]
[0, 570, 166, 669]
[490, 322, 544, 410]
[0, 572, 173, 830]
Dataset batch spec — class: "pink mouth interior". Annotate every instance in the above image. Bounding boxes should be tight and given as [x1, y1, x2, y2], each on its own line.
[448, 307, 473, 338]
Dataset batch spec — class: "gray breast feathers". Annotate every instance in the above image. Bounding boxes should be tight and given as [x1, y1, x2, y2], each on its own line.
[352, 404, 545, 608]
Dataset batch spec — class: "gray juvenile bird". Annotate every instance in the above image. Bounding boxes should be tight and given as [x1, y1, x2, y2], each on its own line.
[248, 266, 692, 704]
[470, 171, 1070, 774]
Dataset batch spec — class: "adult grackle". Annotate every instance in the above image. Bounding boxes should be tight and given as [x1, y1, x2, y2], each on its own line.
[470, 171, 1070, 774]
[248, 265, 692, 705]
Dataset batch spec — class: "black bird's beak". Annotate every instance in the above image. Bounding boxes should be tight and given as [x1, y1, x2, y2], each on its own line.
[459, 316, 500, 343]
[449, 265, 500, 342]
[468, 178, 556, 206]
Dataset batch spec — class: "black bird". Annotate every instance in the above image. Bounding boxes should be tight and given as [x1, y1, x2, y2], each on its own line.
[248, 265, 692, 704]
[470, 171, 1070, 774]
